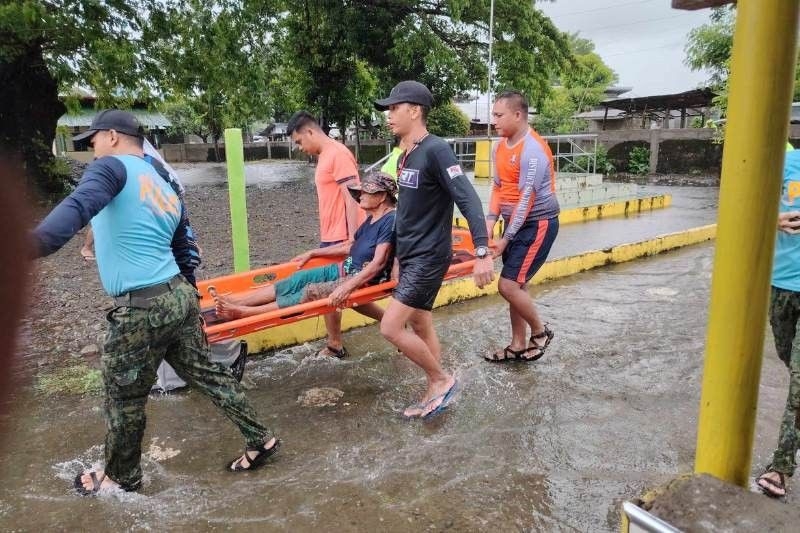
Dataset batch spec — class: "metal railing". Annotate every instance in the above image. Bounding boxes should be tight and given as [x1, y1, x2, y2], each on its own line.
[622, 502, 682, 533]
[365, 133, 600, 175]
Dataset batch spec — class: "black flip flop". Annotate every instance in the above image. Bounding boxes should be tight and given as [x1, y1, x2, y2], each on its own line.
[318, 345, 348, 359]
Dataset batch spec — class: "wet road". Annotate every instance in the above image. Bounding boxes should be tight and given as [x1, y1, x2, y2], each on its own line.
[174, 160, 720, 256]
[1, 240, 792, 531]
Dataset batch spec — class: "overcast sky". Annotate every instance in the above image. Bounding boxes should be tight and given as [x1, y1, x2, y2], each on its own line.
[537, 0, 714, 97]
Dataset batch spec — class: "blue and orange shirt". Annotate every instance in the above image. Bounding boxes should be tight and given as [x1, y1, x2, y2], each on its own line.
[488, 129, 560, 241]
[773, 149, 800, 291]
[34, 155, 188, 296]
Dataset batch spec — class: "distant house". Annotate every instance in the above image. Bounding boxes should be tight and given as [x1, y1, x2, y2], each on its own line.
[453, 94, 495, 135]
[575, 88, 717, 131]
[56, 92, 171, 153]
[258, 122, 288, 141]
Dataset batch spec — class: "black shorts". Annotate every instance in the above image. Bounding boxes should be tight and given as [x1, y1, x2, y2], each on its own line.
[501, 216, 559, 285]
[393, 257, 449, 311]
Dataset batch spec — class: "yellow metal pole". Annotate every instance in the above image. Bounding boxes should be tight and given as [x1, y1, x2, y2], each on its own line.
[695, 0, 799, 486]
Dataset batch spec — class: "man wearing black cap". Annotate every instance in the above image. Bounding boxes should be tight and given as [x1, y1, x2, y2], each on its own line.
[33, 110, 279, 495]
[374, 81, 495, 418]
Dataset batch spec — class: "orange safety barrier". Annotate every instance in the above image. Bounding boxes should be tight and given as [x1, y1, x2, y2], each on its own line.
[198, 228, 482, 343]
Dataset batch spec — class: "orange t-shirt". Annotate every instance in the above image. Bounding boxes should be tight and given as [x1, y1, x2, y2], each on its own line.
[315, 141, 361, 242]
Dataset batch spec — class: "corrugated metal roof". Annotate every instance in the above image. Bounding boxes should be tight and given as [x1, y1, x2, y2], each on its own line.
[573, 109, 627, 120]
[58, 109, 172, 128]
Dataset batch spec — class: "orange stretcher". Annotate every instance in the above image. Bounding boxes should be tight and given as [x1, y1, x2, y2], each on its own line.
[198, 228, 482, 343]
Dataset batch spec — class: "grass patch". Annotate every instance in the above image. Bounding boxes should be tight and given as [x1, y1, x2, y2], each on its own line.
[35, 364, 103, 396]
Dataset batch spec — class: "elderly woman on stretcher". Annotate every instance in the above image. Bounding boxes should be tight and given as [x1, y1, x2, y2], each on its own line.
[213, 171, 397, 357]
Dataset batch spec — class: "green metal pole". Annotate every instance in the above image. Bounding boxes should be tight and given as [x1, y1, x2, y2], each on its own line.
[224, 128, 250, 272]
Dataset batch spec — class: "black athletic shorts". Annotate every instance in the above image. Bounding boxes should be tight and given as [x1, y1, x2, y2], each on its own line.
[393, 257, 450, 311]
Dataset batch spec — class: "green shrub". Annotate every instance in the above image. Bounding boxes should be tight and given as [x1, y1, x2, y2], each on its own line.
[427, 103, 470, 137]
[628, 146, 650, 175]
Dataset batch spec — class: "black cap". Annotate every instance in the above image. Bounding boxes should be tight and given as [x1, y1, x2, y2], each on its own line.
[374, 81, 433, 111]
[73, 109, 144, 142]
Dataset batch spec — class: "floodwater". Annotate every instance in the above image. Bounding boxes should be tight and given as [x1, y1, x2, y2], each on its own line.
[176, 160, 314, 188]
[1, 240, 792, 531]
[2, 166, 790, 530]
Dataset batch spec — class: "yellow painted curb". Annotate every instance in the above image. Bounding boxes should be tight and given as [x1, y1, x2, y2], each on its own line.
[559, 194, 671, 225]
[454, 195, 672, 236]
[240, 223, 716, 353]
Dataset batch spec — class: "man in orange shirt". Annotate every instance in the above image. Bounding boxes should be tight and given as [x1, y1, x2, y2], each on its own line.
[485, 91, 560, 363]
[287, 111, 371, 357]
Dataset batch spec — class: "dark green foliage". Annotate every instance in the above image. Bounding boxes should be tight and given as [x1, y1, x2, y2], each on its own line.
[427, 103, 470, 137]
[628, 146, 650, 175]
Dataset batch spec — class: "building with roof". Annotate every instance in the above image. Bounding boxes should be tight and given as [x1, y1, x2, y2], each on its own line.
[579, 88, 718, 132]
[55, 92, 171, 154]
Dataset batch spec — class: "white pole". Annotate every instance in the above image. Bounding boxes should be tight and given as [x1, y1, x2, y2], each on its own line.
[487, 0, 495, 138]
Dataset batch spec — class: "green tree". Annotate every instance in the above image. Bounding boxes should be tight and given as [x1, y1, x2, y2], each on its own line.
[534, 89, 576, 134]
[1, 0, 281, 192]
[161, 99, 205, 140]
[1, 0, 153, 193]
[146, 0, 279, 154]
[275, 0, 571, 137]
[685, 5, 800, 116]
[684, 6, 735, 87]
[536, 32, 616, 134]
[427, 103, 471, 137]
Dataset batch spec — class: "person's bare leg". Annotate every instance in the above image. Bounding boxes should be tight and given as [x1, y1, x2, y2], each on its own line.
[508, 305, 529, 350]
[215, 295, 279, 320]
[320, 311, 343, 354]
[408, 309, 442, 364]
[354, 302, 384, 322]
[80, 227, 95, 260]
[226, 285, 277, 306]
[380, 300, 454, 417]
[498, 278, 546, 347]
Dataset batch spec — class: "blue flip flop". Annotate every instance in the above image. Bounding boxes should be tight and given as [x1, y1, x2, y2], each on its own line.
[421, 380, 459, 419]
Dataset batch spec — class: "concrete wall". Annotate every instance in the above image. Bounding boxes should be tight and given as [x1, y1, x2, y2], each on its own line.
[161, 140, 391, 165]
[600, 128, 720, 175]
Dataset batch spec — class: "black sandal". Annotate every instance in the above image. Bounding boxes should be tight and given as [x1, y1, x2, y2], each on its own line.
[524, 325, 554, 362]
[484, 345, 528, 362]
[73, 471, 106, 496]
[757, 469, 787, 498]
[229, 438, 281, 472]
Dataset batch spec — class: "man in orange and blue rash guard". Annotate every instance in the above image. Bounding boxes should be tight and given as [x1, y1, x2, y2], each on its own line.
[484, 91, 560, 363]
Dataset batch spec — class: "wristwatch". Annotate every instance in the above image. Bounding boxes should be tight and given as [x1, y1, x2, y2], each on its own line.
[475, 246, 489, 259]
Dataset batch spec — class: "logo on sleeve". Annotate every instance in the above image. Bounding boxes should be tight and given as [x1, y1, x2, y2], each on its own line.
[398, 168, 419, 189]
[783, 179, 800, 206]
[446, 164, 464, 179]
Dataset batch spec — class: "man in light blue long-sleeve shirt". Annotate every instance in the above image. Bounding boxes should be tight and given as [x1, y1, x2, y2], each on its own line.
[33, 110, 279, 495]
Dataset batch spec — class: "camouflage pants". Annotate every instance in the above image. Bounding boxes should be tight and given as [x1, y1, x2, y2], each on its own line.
[768, 286, 800, 475]
[102, 279, 271, 491]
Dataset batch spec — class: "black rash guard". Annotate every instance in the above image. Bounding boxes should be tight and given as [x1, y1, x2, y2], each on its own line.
[395, 134, 488, 262]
